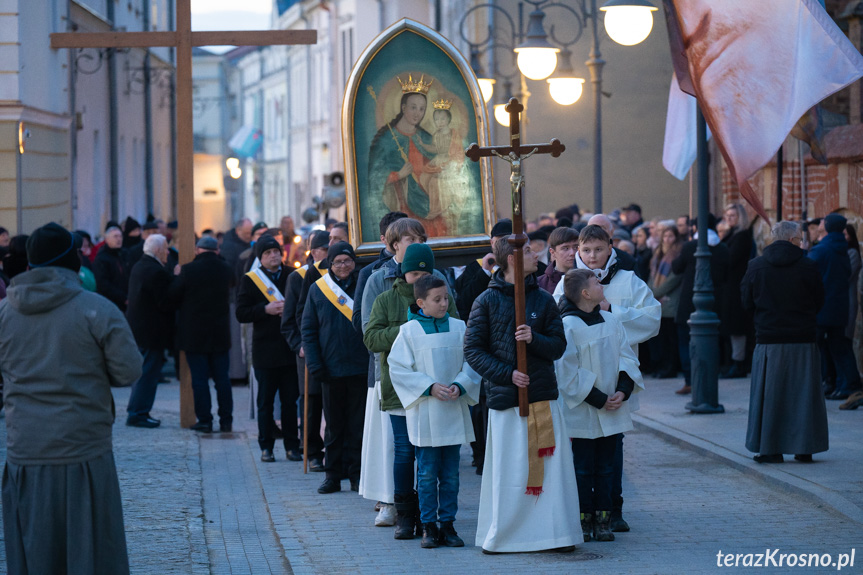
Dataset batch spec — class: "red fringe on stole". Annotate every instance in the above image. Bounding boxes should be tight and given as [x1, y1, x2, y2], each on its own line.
[525, 486, 544, 496]
[537, 446, 555, 458]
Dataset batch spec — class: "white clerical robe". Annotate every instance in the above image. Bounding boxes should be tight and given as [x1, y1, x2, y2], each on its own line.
[552, 268, 661, 349]
[358, 379, 394, 504]
[553, 267, 658, 412]
[555, 311, 644, 439]
[388, 319, 480, 447]
[476, 401, 581, 552]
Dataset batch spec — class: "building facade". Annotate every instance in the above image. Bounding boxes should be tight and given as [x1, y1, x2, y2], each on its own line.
[0, 0, 175, 237]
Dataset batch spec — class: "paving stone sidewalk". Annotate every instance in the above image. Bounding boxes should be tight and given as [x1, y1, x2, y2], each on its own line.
[0, 378, 860, 574]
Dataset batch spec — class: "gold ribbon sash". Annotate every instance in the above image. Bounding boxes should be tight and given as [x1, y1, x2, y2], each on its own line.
[315, 273, 353, 322]
[526, 400, 556, 496]
[245, 268, 284, 303]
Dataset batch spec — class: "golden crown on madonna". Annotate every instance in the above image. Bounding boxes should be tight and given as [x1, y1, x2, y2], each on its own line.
[397, 74, 433, 95]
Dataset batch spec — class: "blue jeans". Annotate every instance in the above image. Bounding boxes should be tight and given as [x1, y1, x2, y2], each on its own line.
[572, 434, 619, 515]
[126, 347, 164, 419]
[389, 414, 415, 496]
[186, 352, 233, 427]
[415, 445, 460, 524]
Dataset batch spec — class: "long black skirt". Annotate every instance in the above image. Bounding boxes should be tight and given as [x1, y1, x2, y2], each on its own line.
[2, 450, 129, 575]
[745, 343, 829, 456]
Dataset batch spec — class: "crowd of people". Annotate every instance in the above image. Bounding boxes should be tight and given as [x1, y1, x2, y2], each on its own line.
[0, 199, 859, 571]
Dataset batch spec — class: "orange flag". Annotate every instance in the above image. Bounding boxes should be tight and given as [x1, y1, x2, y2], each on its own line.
[664, 0, 863, 222]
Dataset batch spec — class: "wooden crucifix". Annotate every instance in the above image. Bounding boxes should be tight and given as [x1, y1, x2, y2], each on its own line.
[465, 98, 565, 417]
[50, 0, 317, 428]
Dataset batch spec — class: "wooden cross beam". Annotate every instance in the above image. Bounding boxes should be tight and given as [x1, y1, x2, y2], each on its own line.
[51, 0, 317, 428]
[465, 98, 565, 417]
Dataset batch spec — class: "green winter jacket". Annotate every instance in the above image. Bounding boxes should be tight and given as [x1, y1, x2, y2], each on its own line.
[363, 277, 459, 411]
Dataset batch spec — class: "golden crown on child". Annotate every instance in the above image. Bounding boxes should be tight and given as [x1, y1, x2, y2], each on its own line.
[397, 74, 433, 95]
[433, 99, 452, 110]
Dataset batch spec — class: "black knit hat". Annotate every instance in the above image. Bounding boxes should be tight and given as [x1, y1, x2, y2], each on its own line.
[310, 230, 330, 251]
[255, 234, 282, 260]
[26, 222, 81, 272]
[327, 241, 355, 263]
[491, 219, 513, 238]
[824, 213, 847, 234]
[252, 221, 269, 236]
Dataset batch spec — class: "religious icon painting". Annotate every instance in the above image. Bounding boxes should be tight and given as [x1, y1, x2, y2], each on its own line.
[343, 19, 495, 253]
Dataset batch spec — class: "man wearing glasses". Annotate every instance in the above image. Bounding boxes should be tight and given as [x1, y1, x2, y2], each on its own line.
[302, 241, 369, 494]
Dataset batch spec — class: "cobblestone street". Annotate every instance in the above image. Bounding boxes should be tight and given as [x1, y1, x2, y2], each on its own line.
[0, 378, 860, 574]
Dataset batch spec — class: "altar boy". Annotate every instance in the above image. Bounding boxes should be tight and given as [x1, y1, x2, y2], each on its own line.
[465, 237, 580, 554]
[552, 224, 659, 532]
[388, 275, 481, 549]
[555, 269, 642, 542]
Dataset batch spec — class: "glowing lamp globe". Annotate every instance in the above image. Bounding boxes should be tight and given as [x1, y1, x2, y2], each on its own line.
[548, 78, 585, 106]
[494, 104, 511, 127]
[600, 0, 658, 46]
[478, 78, 495, 104]
[515, 47, 558, 81]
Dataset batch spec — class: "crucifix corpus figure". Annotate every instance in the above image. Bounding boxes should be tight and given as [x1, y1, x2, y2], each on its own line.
[465, 98, 580, 554]
[50, 0, 317, 428]
[465, 98, 565, 417]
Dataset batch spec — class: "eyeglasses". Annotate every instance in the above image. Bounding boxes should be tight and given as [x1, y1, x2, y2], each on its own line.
[331, 260, 354, 267]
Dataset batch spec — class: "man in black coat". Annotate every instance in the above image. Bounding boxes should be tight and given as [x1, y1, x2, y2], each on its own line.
[166, 236, 234, 432]
[237, 234, 301, 463]
[671, 220, 730, 394]
[741, 220, 828, 462]
[125, 234, 173, 428]
[126, 221, 159, 269]
[93, 226, 129, 311]
[279, 233, 332, 471]
[302, 241, 368, 494]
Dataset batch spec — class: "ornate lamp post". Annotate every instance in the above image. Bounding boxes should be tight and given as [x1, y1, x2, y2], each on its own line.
[458, 0, 657, 214]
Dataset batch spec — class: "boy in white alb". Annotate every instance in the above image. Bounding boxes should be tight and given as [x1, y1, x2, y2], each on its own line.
[465, 237, 580, 554]
[552, 224, 659, 532]
[555, 269, 643, 542]
[388, 275, 481, 549]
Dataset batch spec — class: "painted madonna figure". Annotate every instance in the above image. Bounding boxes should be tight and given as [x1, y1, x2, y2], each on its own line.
[368, 75, 451, 237]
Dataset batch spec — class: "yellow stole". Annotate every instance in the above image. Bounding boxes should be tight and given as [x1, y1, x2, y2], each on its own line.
[315, 273, 353, 322]
[245, 267, 284, 303]
[525, 400, 556, 496]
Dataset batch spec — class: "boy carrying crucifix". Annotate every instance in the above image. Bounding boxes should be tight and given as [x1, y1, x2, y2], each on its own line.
[464, 236, 581, 554]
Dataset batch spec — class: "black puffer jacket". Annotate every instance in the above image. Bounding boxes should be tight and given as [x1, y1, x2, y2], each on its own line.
[464, 272, 566, 411]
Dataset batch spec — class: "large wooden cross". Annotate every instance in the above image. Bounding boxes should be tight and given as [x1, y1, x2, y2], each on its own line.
[51, 0, 317, 427]
[466, 98, 565, 417]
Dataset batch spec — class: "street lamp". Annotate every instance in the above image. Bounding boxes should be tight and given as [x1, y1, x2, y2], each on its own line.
[514, 7, 559, 80]
[546, 49, 585, 106]
[459, 0, 657, 214]
[600, 0, 658, 46]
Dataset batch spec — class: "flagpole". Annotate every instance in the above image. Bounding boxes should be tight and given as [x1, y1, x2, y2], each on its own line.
[686, 106, 724, 415]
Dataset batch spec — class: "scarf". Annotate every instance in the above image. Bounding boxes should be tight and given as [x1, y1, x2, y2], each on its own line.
[525, 400, 556, 495]
[575, 247, 618, 282]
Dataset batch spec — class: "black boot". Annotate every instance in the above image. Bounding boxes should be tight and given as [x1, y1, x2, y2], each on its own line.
[421, 522, 440, 548]
[610, 508, 630, 532]
[393, 493, 416, 540]
[720, 361, 747, 379]
[580, 513, 593, 542]
[438, 521, 464, 547]
[593, 511, 615, 542]
[413, 494, 423, 537]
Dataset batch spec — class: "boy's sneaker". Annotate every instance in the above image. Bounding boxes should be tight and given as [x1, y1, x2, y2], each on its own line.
[593, 511, 615, 542]
[580, 512, 593, 542]
[421, 522, 440, 548]
[438, 521, 464, 547]
[375, 504, 397, 526]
